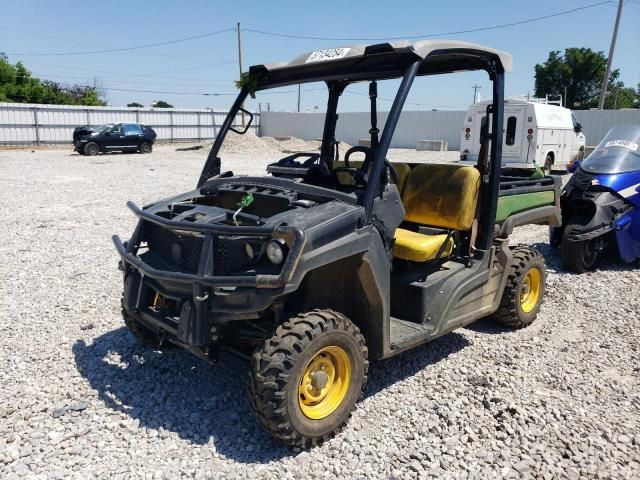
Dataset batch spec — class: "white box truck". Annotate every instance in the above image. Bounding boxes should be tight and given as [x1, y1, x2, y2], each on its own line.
[460, 97, 586, 172]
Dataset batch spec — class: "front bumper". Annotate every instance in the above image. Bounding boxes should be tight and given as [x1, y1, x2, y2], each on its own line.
[114, 201, 305, 345]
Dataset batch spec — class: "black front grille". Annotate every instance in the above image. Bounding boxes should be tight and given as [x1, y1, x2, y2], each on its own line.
[146, 223, 204, 273]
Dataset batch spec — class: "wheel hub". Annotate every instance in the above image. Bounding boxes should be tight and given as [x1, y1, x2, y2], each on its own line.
[520, 267, 542, 313]
[311, 370, 329, 390]
[298, 346, 352, 420]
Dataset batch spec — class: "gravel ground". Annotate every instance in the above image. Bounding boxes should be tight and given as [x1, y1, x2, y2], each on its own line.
[1, 142, 639, 479]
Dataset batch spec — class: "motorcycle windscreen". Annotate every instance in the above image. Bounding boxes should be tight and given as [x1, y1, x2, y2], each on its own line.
[581, 125, 640, 175]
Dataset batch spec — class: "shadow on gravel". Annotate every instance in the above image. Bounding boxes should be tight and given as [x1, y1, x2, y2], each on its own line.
[73, 328, 292, 464]
[73, 327, 471, 462]
[363, 331, 470, 399]
[531, 241, 639, 274]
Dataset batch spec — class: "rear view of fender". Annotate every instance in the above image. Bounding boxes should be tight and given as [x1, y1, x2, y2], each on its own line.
[562, 190, 629, 242]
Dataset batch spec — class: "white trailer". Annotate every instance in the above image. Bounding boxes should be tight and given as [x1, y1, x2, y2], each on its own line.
[460, 97, 586, 172]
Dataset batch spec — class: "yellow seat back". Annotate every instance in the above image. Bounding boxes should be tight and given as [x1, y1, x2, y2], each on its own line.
[401, 164, 480, 231]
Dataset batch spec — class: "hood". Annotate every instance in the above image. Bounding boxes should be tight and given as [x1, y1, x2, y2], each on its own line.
[73, 126, 95, 140]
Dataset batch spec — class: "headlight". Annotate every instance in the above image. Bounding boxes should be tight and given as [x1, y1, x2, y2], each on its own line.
[265, 239, 286, 265]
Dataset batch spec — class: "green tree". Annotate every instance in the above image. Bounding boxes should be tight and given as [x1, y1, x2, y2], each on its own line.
[534, 48, 624, 109]
[603, 81, 637, 109]
[0, 55, 106, 106]
[127, 102, 144, 107]
[152, 100, 173, 108]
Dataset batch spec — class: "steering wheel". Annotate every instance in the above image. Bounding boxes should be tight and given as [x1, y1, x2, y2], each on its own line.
[330, 146, 372, 189]
[339, 145, 400, 188]
[343, 145, 373, 169]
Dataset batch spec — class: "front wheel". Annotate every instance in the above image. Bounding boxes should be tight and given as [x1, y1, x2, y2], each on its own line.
[249, 310, 368, 447]
[561, 224, 602, 273]
[494, 246, 546, 328]
[84, 142, 99, 156]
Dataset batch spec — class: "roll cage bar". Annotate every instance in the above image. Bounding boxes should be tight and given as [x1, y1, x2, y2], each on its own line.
[198, 40, 508, 253]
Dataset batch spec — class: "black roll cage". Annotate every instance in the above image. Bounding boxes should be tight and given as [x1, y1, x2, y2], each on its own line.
[198, 50, 505, 255]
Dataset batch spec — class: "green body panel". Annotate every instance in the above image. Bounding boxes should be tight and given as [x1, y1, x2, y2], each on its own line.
[496, 191, 555, 223]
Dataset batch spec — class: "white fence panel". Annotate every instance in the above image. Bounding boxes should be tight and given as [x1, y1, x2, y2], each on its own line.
[573, 109, 640, 146]
[261, 109, 640, 150]
[0, 102, 260, 145]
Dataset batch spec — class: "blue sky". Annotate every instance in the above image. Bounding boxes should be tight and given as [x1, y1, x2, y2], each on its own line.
[1, 0, 638, 112]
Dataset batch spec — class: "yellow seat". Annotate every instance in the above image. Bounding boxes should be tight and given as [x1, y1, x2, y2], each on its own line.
[393, 228, 453, 262]
[393, 164, 480, 262]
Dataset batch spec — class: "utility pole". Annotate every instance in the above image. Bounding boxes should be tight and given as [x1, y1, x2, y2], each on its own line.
[472, 84, 481, 104]
[563, 85, 567, 108]
[297, 84, 301, 113]
[237, 22, 245, 126]
[598, 0, 623, 110]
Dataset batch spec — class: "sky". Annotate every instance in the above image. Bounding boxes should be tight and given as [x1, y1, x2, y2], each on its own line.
[0, 0, 638, 112]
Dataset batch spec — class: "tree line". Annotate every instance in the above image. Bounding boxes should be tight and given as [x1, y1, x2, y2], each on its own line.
[0, 53, 106, 106]
[534, 48, 639, 109]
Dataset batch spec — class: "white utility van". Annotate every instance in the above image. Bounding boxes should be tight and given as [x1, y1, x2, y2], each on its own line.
[460, 97, 586, 172]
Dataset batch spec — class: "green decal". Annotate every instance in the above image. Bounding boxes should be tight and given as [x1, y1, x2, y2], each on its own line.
[239, 192, 254, 208]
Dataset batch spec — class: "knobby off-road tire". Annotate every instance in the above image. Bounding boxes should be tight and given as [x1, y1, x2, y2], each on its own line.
[494, 246, 546, 328]
[561, 224, 601, 273]
[249, 310, 368, 448]
[121, 299, 166, 348]
[84, 142, 99, 156]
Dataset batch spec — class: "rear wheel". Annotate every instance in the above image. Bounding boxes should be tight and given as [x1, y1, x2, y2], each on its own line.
[561, 224, 602, 273]
[139, 142, 152, 154]
[543, 153, 553, 175]
[84, 142, 99, 156]
[249, 310, 368, 447]
[494, 246, 546, 328]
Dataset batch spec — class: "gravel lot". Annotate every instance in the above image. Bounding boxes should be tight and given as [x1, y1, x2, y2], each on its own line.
[1, 141, 639, 479]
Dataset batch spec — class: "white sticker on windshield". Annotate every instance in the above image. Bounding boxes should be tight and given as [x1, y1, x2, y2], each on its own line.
[305, 48, 351, 63]
[604, 139, 639, 151]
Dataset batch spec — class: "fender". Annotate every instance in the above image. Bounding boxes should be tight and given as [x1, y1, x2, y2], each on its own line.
[561, 189, 630, 241]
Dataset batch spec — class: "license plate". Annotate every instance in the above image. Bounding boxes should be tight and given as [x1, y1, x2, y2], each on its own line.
[305, 48, 351, 63]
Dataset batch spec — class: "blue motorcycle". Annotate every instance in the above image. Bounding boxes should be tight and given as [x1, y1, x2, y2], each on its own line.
[551, 124, 640, 272]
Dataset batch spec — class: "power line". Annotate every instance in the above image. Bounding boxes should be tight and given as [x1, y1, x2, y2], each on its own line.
[28, 72, 236, 88]
[244, 1, 610, 41]
[100, 86, 298, 96]
[5, 28, 235, 56]
[0, 25, 202, 61]
[20, 59, 235, 79]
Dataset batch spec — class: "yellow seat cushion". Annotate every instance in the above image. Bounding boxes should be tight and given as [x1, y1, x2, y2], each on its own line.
[393, 228, 453, 262]
[401, 164, 480, 231]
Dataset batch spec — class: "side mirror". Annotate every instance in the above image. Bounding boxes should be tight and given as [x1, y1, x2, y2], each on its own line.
[229, 108, 254, 134]
[574, 122, 582, 133]
[104, 131, 111, 136]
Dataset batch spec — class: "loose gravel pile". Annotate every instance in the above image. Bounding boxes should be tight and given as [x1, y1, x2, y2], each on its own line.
[1, 144, 639, 479]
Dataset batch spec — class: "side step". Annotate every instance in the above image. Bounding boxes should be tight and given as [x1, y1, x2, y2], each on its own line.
[389, 316, 434, 350]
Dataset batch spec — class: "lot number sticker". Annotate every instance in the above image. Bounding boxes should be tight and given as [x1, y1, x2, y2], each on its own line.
[306, 48, 351, 63]
[604, 139, 639, 152]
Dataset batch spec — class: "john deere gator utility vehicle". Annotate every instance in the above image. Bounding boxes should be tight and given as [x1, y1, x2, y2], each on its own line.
[113, 40, 561, 447]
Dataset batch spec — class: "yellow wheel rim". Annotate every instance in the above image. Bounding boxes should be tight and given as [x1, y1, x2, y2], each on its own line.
[520, 267, 542, 313]
[298, 346, 351, 420]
